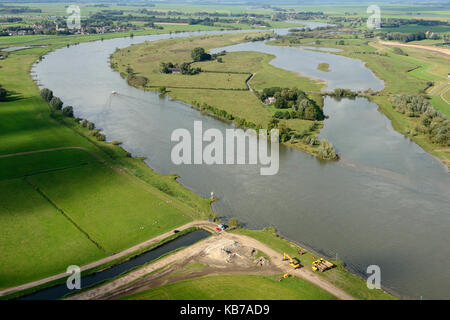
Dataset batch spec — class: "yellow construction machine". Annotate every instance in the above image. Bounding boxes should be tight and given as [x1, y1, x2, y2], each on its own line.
[312, 258, 334, 272]
[282, 253, 300, 269]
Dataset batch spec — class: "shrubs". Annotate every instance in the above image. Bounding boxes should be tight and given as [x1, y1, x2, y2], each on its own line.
[40, 88, 53, 102]
[191, 47, 211, 62]
[391, 95, 449, 146]
[49, 96, 63, 110]
[317, 139, 338, 160]
[0, 85, 7, 101]
[260, 87, 325, 121]
[62, 106, 74, 117]
[228, 218, 239, 229]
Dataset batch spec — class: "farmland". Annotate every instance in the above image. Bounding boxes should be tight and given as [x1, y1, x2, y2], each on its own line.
[123, 274, 338, 300]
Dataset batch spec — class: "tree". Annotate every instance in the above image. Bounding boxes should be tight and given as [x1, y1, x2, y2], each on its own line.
[191, 47, 211, 62]
[317, 139, 338, 160]
[49, 96, 63, 110]
[62, 106, 74, 117]
[87, 122, 95, 130]
[40, 88, 53, 102]
[0, 86, 7, 101]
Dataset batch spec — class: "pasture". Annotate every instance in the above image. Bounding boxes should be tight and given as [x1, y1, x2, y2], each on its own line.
[123, 274, 338, 300]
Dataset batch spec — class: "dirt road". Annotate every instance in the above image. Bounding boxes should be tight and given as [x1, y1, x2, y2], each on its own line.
[67, 228, 355, 300]
[378, 40, 450, 57]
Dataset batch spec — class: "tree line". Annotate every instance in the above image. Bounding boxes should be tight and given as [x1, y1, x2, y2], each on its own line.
[40, 88, 106, 141]
[260, 87, 325, 121]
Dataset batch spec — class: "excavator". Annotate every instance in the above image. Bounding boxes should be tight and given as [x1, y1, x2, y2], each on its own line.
[282, 253, 300, 269]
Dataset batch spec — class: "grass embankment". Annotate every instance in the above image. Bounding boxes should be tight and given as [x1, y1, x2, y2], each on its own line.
[110, 33, 326, 156]
[271, 37, 450, 167]
[232, 228, 397, 300]
[123, 274, 337, 300]
[0, 31, 214, 290]
[317, 62, 330, 72]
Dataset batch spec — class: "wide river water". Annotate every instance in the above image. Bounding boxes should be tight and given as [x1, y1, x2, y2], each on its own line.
[32, 24, 450, 299]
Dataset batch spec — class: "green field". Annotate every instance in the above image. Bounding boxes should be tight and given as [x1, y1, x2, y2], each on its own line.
[0, 178, 105, 288]
[0, 27, 215, 290]
[28, 163, 193, 253]
[123, 274, 338, 300]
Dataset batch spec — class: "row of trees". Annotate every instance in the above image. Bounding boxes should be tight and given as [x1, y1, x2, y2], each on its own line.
[40, 88, 108, 141]
[391, 95, 449, 146]
[40, 88, 73, 115]
[260, 87, 325, 121]
[160, 62, 202, 75]
[160, 48, 225, 75]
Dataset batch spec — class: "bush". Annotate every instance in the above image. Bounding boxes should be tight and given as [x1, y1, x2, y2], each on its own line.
[49, 96, 63, 110]
[191, 47, 211, 62]
[96, 133, 106, 141]
[87, 122, 95, 130]
[62, 106, 74, 117]
[40, 88, 53, 102]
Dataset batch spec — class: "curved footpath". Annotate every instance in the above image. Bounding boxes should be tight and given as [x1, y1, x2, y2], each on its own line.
[66, 224, 355, 301]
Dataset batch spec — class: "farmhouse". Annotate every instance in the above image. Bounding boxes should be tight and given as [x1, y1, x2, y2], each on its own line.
[168, 67, 181, 74]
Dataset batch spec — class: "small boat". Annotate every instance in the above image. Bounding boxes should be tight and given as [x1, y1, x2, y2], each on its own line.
[111, 90, 117, 95]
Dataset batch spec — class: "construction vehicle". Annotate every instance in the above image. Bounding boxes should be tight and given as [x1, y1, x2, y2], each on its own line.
[282, 253, 300, 269]
[312, 258, 334, 272]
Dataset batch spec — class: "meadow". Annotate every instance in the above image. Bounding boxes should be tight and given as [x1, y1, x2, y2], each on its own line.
[0, 27, 215, 290]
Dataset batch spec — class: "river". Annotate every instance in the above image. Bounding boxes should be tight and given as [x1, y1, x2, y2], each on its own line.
[32, 23, 450, 299]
